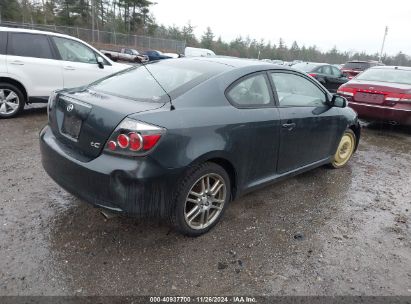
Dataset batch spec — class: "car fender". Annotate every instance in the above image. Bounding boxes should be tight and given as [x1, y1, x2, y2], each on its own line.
[0, 72, 30, 98]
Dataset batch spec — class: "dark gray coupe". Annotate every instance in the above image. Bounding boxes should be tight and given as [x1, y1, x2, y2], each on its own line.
[40, 57, 360, 236]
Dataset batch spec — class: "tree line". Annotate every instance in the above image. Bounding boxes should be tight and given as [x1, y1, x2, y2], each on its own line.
[1, 0, 410, 66]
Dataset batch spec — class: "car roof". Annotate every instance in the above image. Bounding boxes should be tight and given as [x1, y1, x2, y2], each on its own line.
[0, 26, 86, 43]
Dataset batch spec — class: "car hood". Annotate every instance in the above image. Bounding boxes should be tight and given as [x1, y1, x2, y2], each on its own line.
[111, 62, 130, 72]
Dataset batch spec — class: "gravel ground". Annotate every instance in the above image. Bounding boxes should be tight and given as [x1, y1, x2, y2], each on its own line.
[0, 105, 410, 296]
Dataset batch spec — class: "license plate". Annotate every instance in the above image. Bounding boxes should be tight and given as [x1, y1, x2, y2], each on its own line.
[354, 92, 384, 104]
[62, 114, 82, 139]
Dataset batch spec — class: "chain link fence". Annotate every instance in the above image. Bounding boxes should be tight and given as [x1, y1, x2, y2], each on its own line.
[0, 21, 186, 54]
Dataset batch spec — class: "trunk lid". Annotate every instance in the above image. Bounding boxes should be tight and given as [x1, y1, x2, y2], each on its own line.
[49, 89, 165, 161]
[343, 80, 411, 94]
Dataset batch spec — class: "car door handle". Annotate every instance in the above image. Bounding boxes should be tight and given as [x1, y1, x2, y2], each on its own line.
[10, 60, 24, 65]
[64, 66, 76, 70]
[282, 122, 296, 130]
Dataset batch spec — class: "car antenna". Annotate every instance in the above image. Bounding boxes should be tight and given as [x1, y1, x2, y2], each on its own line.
[135, 57, 175, 111]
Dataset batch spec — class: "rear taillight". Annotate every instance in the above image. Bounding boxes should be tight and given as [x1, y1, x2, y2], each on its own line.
[400, 94, 411, 103]
[385, 94, 411, 104]
[308, 73, 317, 78]
[337, 86, 355, 97]
[105, 118, 166, 156]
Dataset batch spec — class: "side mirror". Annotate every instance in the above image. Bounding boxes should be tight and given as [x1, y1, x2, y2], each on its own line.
[331, 94, 347, 108]
[97, 56, 104, 69]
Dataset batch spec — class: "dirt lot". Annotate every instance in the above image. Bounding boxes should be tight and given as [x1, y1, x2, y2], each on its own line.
[0, 105, 410, 296]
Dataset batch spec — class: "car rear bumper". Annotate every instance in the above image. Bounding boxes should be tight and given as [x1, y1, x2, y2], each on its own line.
[348, 101, 411, 125]
[40, 125, 182, 217]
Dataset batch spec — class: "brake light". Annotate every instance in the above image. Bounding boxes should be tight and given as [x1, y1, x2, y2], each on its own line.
[105, 118, 166, 156]
[117, 134, 130, 148]
[385, 93, 411, 103]
[400, 94, 411, 103]
[308, 73, 317, 78]
[129, 132, 143, 151]
[337, 86, 355, 97]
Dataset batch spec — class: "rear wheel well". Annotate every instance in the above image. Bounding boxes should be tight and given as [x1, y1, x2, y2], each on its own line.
[0, 77, 28, 103]
[207, 158, 237, 200]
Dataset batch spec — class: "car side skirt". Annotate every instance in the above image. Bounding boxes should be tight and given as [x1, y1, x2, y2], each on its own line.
[241, 156, 333, 196]
[28, 96, 49, 103]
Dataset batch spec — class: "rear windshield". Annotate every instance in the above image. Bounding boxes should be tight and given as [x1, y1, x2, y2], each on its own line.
[356, 68, 411, 85]
[292, 63, 320, 72]
[90, 60, 221, 102]
[342, 62, 371, 70]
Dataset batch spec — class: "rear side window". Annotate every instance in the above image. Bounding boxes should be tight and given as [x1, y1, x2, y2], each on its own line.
[319, 66, 332, 75]
[271, 72, 326, 107]
[227, 73, 271, 107]
[331, 66, 342, 76]
[8, 33, 53, 59]
[0, 32, 7, 54]
[91, 61, 206, 102]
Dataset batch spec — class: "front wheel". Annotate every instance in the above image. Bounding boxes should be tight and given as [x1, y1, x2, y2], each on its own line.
[172, 162, 231, 236]
[330, 129, 356, 169]
[0, 83, 25, 118]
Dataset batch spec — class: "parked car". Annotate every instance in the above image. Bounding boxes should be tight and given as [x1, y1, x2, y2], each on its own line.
[143, 50, 173, 61]
[100, 48, 148, 63]
[0, 26, 129, 118]
[341, 60, 382, 79]
[163, 52, 180, 58]
[290, 60, 302, 66]
[293, 62, 349, 92]
[40, 57, 360, 236]
[272, 60, 284, 65]
[338, 66, 411, 126]
[184, 47, 216, 57]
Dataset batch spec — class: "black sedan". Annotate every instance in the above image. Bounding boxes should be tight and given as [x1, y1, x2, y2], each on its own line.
[143, 50, 172, 61]
[293, 62, 349, 93]
[40, 57, 360, 236]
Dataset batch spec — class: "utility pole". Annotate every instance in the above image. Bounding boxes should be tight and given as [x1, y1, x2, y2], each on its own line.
[378, 26, 388, 63]
[91, 0, 95, 42]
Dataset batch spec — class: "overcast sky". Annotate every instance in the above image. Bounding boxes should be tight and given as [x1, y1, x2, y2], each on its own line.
[151, 0, 411, 56]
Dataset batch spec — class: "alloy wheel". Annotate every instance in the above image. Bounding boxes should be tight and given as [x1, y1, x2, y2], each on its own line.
[0, 89, 20, 116]
[184, 173, 227, 230]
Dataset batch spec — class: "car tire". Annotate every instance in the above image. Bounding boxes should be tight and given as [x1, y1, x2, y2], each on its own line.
[329, 129, 356, 169]
[172, 162, 231, 237]
[0, 82, 25, 119]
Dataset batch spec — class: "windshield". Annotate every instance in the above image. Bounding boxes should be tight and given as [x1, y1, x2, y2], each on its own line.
[131, 49, 139, 55]
[356, 68, 411, 85]
[292, 63, 320, 72]
[90, 61, 215, 102]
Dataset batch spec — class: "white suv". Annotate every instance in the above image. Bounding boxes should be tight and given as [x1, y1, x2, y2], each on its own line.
[0, 27, 129, 118]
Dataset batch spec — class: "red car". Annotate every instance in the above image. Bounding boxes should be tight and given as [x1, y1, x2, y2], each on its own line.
[337, 66, 411, 126]
[341, 60, 382, 79]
